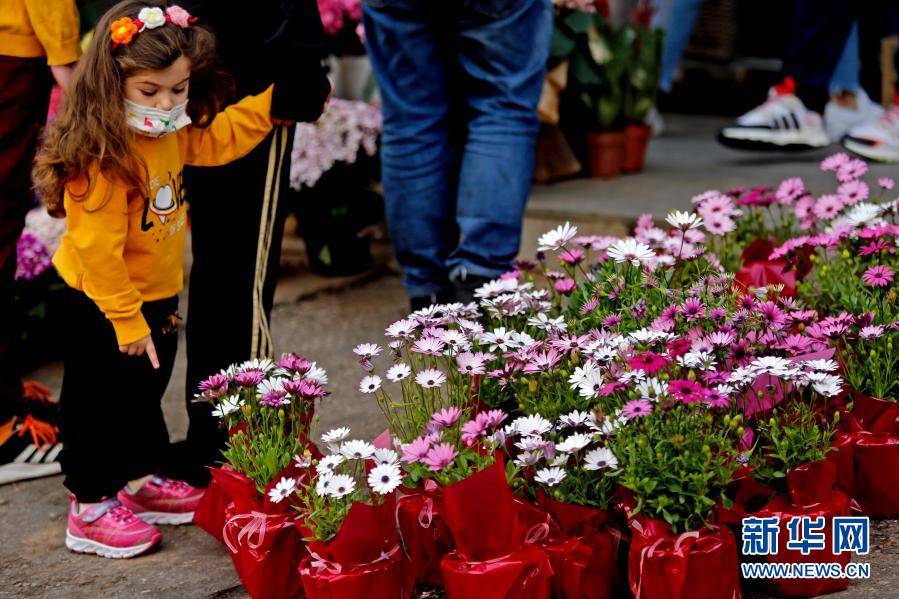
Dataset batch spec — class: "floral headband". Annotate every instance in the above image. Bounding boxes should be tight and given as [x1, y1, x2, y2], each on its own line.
[110, 5, 196, 48]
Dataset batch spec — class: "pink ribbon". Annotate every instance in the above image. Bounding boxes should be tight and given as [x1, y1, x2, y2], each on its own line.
[418, 497, 434, 528]
[223, 510, 290, 555]
[525, 522, 550, 545]
[307, 544, 402, 575]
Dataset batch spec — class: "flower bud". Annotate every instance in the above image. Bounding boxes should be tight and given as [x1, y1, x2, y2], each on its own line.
[841, 249, 850, 259]
[528, 380, 538, 393]
[737, 426, 745, 437]
[833, 411, 841, 423]
[768, 417, 776, 427]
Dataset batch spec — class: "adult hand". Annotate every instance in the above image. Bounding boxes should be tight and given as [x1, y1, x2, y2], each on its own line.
[50, 64, 75, 93]
[119, 335, 160, 369]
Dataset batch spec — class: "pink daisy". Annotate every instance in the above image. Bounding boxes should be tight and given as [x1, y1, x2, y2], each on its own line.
[813, 195, 843, 220]
[704, 215, 736, 235]
[820, 153, 849, 172]
[836, 159, 867, 182]
[422, 443, 458, 471]
[776, 177, 805, 205]
[621, 400, 653, 420]
[669, 379, 706, 404]
[862, 265, 895, 287]
[554, 278, 577, 295]
[628, 352, 669, 375]
[879, 177, 895, 190]
[836, 180, 869, 205]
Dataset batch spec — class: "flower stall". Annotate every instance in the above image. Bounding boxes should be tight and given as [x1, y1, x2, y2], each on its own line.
[195, 153, 897, 598]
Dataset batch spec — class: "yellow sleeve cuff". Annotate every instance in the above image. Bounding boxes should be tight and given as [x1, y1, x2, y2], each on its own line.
[110, 313, 151, 346]
[43, 36, 81, 66]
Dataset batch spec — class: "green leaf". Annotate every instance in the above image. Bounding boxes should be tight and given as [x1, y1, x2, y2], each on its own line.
[563, 11, 592, 33]
[550, 27, 576, 58]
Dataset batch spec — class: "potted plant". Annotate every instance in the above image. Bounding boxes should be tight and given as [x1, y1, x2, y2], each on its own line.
[552, 3, 629, 178]
[622, 1, 662, 173]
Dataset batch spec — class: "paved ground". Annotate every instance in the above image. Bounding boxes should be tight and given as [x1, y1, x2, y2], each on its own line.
[3, 115, 898, 597]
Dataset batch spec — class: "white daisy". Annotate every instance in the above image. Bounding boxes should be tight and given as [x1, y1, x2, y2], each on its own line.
[803, 359, 838, 372]
[306, 362, 329, 385]
[239, 358, 275, 373]
[665, 210, 703, 231]
[315, 473, 335, 497]
[267, 477, 296, 504]
[415, 368, 446, 389]
[367, 463, 402, 495]
[555, 432, 593, 453]
[211, 395, 243, 418]
[386, 363, 412, 382]
[515, 435, 548, 452]
[568, 363, 600, 389]
[510, 415, 553, 437]
[318, 454, 345, 472]
[607, 238, 655, 265]
[514, 451, 543, 468]
[537, 222, 578, 252]
[385, 318, 418, 339]
[326, 474, 356, 498]
[636, 378, 667, 401]
[371, 448, 399, 466]
[558, 410, 591, 428]
[578, 370, 605, 398]
[294, 453, 313, 468]
[474, 277, 520, 299]
[534, 466, 567, 487]
[527, 312, 568, 332]
[359, 375, 382, 394]
[322, 427, 351, 445]
[583, 447, 618, 471]
[340, 440, 376, 460]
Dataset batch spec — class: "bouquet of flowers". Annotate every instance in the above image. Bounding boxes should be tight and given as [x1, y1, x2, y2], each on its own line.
[293, 428, 415, 598]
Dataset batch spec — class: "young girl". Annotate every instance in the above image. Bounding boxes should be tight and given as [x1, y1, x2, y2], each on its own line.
[33, 1, 275, 558]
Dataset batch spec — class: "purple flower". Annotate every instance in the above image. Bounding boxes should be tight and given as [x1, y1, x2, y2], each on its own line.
[603, 315, 621, 328]
[199, 373, 229, 397]
[277, 353, 311, 374]
[559, 248, 585, 265]
[679, 298, 705, 321]
[862, 265, 895, 287]
[234, 370, 265, 387]
[456, 351, 488, 375]
[554, 278, 576, 295]
[401, 436, 432, 463]
[14, 232, 51, 281]
[430, 407, 462, 428]
[260, 390, 289, 407]
[669, 379, 705, 404]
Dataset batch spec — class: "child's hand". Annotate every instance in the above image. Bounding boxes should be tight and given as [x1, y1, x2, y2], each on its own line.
[119, 335, 160, 369]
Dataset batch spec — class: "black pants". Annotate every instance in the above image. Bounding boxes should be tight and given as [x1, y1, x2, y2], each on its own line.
[786, 0, 898, 113]
[59, 289, 179, 502]
[0, 56, 51, 423]
[168, 125, 293, 486]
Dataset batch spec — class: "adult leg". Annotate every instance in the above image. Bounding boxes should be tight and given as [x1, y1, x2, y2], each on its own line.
[0, 57, 51, 425]
[175, 125, 293, 486]
[59, 291, 178, 502]
[363, 0, 457, 301]
[655, 0, 704, 93]
[448, 0, 552, 286]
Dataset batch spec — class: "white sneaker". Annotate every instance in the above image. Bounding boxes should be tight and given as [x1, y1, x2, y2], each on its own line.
[824, 90, 884, 142]
[842, 101, 899, 163]
[717, 78, 830, 151]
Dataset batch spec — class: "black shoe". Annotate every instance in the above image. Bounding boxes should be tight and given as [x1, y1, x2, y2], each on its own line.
[451, 273, 494, 306]
[410, 291, 455, 313]
[0, 418, 62, 485]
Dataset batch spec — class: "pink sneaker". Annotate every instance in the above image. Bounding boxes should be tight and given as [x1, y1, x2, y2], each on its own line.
[66, 498, 161, 558]
[117, 476, 204, 525]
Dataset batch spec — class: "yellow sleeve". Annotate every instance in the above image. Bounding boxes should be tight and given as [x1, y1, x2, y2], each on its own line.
[23, 0, 82, 66]
[64, 173, 150, 345]
[182, 85, 274, 167]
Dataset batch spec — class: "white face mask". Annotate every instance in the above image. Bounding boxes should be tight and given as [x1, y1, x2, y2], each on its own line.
[124, 99, 192, 137]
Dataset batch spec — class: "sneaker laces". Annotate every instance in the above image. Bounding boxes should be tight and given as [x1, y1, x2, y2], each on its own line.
[17, 414, 58, 447]
[151, 475, 193, 495]
[107, 503, 140, 525]
[81, 499, 138, 525]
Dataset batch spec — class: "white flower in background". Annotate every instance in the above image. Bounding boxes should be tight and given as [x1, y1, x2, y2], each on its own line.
[665, 210, 703, 231]
[385, 318, 418, 339]
[556, 433, 593, 453]
[550, 453, 571, 467]
[515, 435, 548, 452]
[474, 277, 520, 299]
[558, 410, 591, 429]
[479, 327, 513, 352]
[372, 448, 399, 466]
[629, 328, 670, 344]
[306, 362, 329, 385]
[537, 222, 577, 252]
[353, 342, 382, 359]
[679, 350, 716, 371]
[584, 447, 618, 471]
[211, 395, 242, 418]
[386, 363, 412, 382]
[568, 363, 600, 389]
[514, 451, 542, 468]
[340, 440, 377, 460]
[534, 467, 567, 487]
[841, 202, 884, 228]
[239, 358, 275, 373]
[578, 370, 605, 398]
[415, 368, 446, 389]
[267, 477, 297, 503]
[803, 359, 838, 372]
[318, 454, 345, 473]
[509, 331, 536, 349]
[440, 330, 471, 354]
[607, 238, 655, 265]
[527, 312, 568, 333]
[138, 7, 166, 28]
[636, 378, 667, 401]
[809, 373, 843, 397]
[257, 377, 286, 396]
[510, 415, 553, 437]
[619, 369, 646, 384]
[359, 375, 382, 394]
[751, 356, 794, 377]
[368, 463, 402, 495]
[326, 474, 357, 498]
[322, 427, 351, 446]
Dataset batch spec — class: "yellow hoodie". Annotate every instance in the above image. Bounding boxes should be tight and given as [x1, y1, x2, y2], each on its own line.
[0, 0, 81, 65]
[53, 86, 274, 345]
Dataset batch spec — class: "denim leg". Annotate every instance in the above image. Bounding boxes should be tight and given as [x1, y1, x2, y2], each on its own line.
[656, 0, 704, 93]
[362, 1, 456, 297]
[829, 22, 860, 93]
[448, 0, 552, 282]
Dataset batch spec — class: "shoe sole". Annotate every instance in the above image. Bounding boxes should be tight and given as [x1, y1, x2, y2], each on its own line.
[717, 129, 829, 152]
[65, 530, 159, 559]
[0, 462, 61, 486]
[842, 138, 899, 163]
[135, 510, 195, 525]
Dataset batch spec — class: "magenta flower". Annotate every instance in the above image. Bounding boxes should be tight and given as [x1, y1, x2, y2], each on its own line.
[199, 373, 229, 397]
[260, 390, 289, 407]
[879, 177, 895, 190]
[628, 352, 668, 375]
[580, 297, 599, 315]
[813, 194, 843, 220]
[603, 315, 621, 328]
[401, 436, 432, 463]
[430, 407, 462, 428]
[669, 379, 706, 404]
[703, 387, 732, 409]
[460, 416, 488, 446]
[297, 379, 327, 399]
[483, 409, 508, 427]
[422, 443, 458, 471]
[554, 278, 576, 295]
[836, 158, 867, 182]
[456, 351, 488, 375]
[837, 180, 869, 205]
[277, 353, 312, 374]
[679, 298, 705, 321]
[234, 370, 265, 387]
[858, 240, 889, 256]
[862, 265, 895, 287]
[775, 177, 805, 205]
[820, 153, 849, 172]
[621, 399, 653, 420]
[559, 248, 585, 265]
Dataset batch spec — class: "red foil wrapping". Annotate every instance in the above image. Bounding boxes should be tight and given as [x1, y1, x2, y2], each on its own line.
[395, 481, 453, 586]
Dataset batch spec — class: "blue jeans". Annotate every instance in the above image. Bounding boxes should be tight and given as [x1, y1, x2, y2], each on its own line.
[363, 0, 552, 297]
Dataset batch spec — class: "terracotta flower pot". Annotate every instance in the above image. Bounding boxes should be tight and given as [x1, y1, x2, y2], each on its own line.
[586, 130, 626, 179]
[623, 123, 651, 173]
